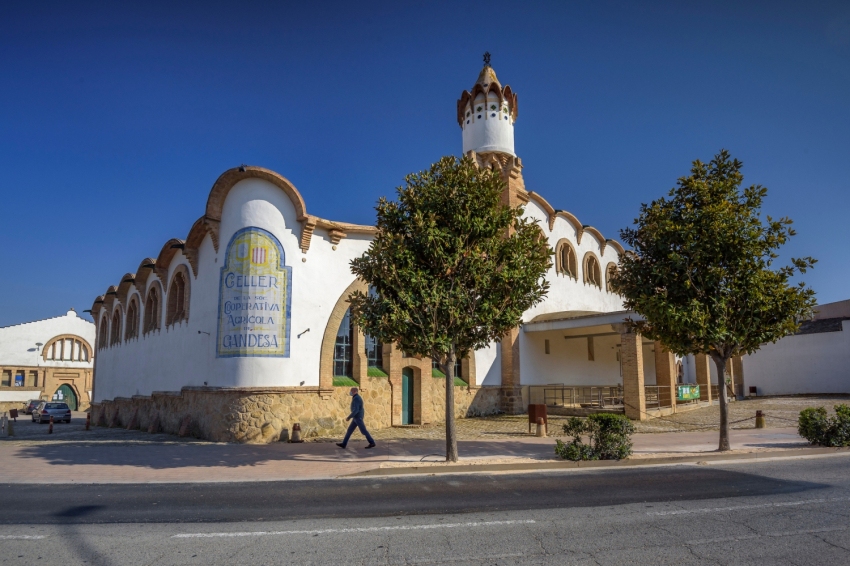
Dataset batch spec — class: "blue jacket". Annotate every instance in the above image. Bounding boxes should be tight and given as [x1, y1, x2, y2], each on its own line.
[348, 393, 365, 420]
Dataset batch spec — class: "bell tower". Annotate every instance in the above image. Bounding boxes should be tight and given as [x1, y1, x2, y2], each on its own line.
[458, 52, 517, 155]
[457, 53, 527, 413]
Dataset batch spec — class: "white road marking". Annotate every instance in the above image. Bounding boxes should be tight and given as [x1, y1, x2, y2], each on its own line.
[687, 525, 850, 545]
[172, 519, 536, 539]
[648, 496, 850, 516]
[0, 535, 46, 540]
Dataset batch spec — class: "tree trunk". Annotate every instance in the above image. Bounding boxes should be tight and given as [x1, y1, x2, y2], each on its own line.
[712, 355, 731, 452]
[443, 351, 459, 463]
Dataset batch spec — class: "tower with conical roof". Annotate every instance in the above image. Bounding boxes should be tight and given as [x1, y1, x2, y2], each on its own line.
[457, 53, 527, 414]
[457, 52, 518, 156]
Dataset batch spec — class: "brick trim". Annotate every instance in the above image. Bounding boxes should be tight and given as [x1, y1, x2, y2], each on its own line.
[319, 278, 368, 390]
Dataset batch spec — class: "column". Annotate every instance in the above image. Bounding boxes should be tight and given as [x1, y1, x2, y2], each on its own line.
[499, 326, 523, 414]
[384, 343, 403, 426]
[352, 327, 368, 386]
[732, 356, 745, 398]
[695, 354, 712, 403]
[620, 328, 646, 421]
[653, 342, 677, 410]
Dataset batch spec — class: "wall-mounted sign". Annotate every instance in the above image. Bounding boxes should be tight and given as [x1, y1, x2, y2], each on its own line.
[217, 227, 292, 358]
[677, 384, 700, 401]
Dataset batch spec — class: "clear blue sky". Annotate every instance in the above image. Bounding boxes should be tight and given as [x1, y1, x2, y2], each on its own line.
[1, 1, 848, 326]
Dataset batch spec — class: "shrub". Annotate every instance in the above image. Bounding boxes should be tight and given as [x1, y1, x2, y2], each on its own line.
[798, 404, 850, 447]
[554, 413, 635, 461]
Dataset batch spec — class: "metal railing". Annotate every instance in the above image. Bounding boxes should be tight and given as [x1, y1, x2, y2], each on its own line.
[644, 385, 673, 409]
[531, 385, 624, 409]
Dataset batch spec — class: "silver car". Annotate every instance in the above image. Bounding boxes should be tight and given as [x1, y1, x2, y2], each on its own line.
[32, 402, 72, 424]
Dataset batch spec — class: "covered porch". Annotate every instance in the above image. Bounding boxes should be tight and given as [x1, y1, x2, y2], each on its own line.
[520, 311, 728, 420]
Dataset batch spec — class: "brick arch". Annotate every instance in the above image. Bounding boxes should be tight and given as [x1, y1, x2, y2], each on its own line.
[166, 264, 191, 327]
[205, 166, 308, 224]
[554, 238, 578, 279]
[42, 334, 93, 363]
[605, 262, 618, 293]
[125, 294, 141, 341]
[143, 280, 164, 335]
[97, 313, 109, 350]
[583, 252, 602, 288]
[319, 278, 368, 390]
[155, 238, 185, 277]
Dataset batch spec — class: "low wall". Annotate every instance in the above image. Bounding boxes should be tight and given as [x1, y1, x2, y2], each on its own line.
[91, 378, 502, 443]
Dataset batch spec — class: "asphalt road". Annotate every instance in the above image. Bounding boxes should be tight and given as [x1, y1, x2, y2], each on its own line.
[2, 454, 849, 565]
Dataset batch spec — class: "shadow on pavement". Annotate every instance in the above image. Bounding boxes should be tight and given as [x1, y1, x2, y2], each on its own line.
[9, 438, 557, 469]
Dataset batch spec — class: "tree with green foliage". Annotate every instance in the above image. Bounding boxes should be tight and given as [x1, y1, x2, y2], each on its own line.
[349, 155, 552, 462]
[612, 150, 816, 451]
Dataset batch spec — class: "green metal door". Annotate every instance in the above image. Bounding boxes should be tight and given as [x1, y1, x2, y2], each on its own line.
[402, 368, 414, 425]
[53, 384, 78, 411]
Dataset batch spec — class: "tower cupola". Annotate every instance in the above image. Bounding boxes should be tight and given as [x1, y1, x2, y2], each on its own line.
[457, 53, 518, 156]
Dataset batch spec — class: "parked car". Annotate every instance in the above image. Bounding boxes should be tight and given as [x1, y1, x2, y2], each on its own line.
[32, 402, 72, 424]
[23, 399, 42, 415]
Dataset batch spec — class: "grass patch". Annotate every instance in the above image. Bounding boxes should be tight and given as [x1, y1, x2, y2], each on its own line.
[367, 366, 388, 378]
[332, 376, 359, 387]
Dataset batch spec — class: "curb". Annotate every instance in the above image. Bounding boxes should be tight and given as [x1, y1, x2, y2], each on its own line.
[343, 446, 850, 477]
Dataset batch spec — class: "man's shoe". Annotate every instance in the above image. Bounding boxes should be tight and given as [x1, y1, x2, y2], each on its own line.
[336, 443, 347, 449]
[365, 444, 376, 449]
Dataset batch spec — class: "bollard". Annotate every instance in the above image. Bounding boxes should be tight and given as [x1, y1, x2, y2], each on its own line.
[86, 412, 91, 431]
[755, 410, 765, 429]
[7, 419, 13, 437]
[289, 423, 303, 443]
[48, 415, 54, 434]
[535, 417, 546, 438]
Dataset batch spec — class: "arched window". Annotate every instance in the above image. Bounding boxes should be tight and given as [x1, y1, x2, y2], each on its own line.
[144, 285, 161, 335]
[110, 309, 122, 346]
[555, 240, 577, 279]
[365, 333, 383, 371]
[44, 335, 92, 361]
[125, 298, 139, 340]
[97, 317, 108, 349]
[333, 308, 354, 379]
[166, 269, 190, 326]
[605, 262, 618, 293]
[583, 253, 602, 288]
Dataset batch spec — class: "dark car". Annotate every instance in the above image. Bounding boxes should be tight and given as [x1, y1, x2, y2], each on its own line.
[32, 402, 72, 424]
[24, 399, 42, 415]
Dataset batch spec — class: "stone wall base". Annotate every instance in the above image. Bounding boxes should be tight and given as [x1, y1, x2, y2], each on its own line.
[91, 378, 502, 444]
[500, 386, 525, 414]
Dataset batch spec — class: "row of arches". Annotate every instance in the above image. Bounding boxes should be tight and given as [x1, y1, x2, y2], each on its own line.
[555, 239, 618, 293]
[97, 267, 191, 350]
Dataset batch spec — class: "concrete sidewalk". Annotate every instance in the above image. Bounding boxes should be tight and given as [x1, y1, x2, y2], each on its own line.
[0, 427, 811, 484]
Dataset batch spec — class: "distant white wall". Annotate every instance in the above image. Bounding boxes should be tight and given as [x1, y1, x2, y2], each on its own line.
[743, 321, 850, 396]
[0, 309, 95, 369]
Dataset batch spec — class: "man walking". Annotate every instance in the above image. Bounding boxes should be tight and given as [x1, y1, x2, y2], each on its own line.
[337, 387, 376, 449]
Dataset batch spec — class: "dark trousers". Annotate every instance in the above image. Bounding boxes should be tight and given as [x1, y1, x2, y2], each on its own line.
[341, 417, 375, 447]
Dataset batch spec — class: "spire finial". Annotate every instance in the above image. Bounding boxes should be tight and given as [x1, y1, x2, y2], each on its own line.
[483, 51, 491, 66]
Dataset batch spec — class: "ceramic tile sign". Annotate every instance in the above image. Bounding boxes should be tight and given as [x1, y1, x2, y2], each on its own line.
[217, 227, 292, 358]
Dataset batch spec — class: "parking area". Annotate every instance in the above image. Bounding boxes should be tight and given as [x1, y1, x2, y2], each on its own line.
[0, 411, 208, 444]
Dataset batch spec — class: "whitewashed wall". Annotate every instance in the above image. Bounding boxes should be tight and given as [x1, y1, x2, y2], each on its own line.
[94, 178, 372, 400]
[743, 321, 850, 396]
[93, 173, 630, 396]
